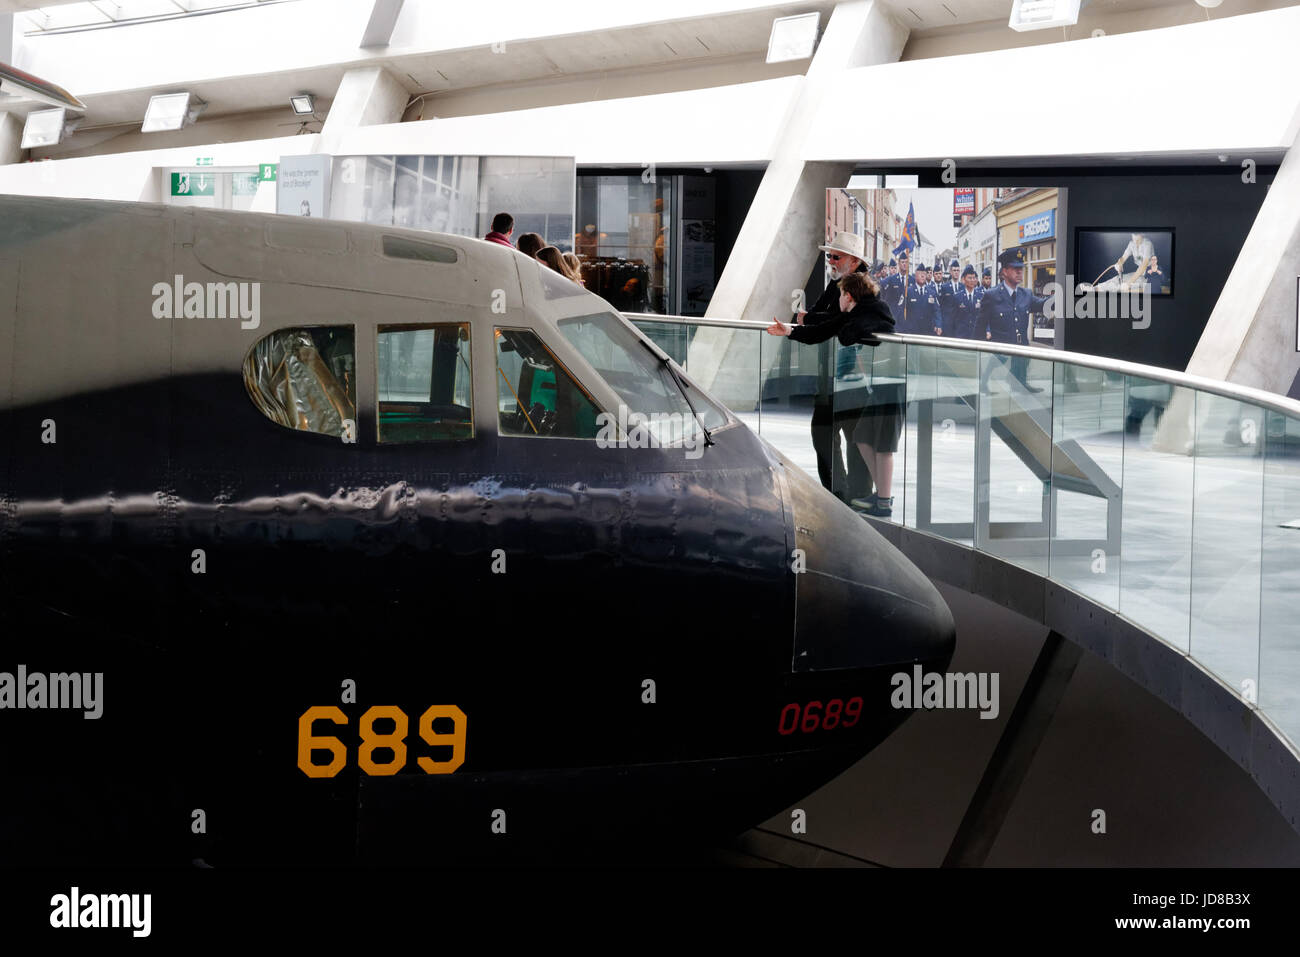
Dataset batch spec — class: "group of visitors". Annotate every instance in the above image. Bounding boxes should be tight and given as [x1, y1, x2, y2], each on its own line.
[485, 213, 585, 286]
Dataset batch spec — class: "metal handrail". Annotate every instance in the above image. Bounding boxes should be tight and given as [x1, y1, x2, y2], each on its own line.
[622, 312, 1300, 419]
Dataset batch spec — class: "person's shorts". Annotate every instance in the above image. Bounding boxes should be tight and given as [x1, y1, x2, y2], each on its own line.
[853, 402, 904, 453]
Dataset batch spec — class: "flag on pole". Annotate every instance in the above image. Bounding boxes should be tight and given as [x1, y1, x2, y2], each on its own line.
[892, 202, 917, 258]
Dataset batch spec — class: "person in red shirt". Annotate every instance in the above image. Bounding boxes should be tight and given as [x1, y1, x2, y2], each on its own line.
[484, 212, 514, 248]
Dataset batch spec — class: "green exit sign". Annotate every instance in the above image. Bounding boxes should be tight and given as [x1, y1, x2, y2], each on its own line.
[195, 157, 214, 166]
[171, 172, 214, 197]
[258, 163, 278, 182]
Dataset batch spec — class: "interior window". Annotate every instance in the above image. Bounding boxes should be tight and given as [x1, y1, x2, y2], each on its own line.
[555, 312, 728, 445]
[377, 323, 473, 442]
[495, 328, 601, 438]
[243, 326, 356, 438]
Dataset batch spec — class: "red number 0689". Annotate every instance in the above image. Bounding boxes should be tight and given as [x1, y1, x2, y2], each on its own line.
[777, 697, 862, 735]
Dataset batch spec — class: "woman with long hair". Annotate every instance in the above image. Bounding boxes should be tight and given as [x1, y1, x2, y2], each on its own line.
[537, 246, 580, 283]
[562, 251, 586, 286]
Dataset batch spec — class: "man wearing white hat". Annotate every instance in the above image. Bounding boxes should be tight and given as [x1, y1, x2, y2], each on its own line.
[766, 230, 871, 498]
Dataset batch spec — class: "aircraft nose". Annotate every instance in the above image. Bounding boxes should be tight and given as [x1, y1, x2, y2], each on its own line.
[782, 462, 955, 673]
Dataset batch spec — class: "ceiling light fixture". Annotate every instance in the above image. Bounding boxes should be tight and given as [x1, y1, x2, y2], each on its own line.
[1009, 0, 1082, 31]
[141, 92, 206, 133]
[766, 13, 820, 63]
[20, 106, 80, 149]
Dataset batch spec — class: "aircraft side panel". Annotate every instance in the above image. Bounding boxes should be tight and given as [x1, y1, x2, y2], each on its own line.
[188, 208, 518, 309]
[1, 208, 179, 863]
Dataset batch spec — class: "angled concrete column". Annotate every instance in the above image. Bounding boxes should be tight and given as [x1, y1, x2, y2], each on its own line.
[1153, 115, 1300, 453]
[360, 0, 406, 48]
[0, 113, 22, 167]
[694, 0, 908, 393]
[321, 66, 409, 145]
[1185, 116, 1300, 397]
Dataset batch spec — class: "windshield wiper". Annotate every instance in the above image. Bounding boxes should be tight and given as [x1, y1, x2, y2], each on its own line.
[638, 340, 714, 452]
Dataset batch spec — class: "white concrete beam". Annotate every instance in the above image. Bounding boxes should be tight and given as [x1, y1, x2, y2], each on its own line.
[693, 0, 908, 398]
[702, 0, 906, 355]
[805, 6, 1300, 163]
[360, 0, 405, 49]
[333, 76, 800, 165]
[320, 66, 409, 146]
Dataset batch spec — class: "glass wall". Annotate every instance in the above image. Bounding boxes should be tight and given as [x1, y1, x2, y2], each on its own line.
[576, 173, 716, 316]
[1260, 410, 1300, 740]
[480, 157, 576, 252]
[576, 174, 672, 314]
[330, 154, 574, 249]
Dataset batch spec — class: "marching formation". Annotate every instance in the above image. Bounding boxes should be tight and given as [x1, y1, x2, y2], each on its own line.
[874, 247, 1049, 345]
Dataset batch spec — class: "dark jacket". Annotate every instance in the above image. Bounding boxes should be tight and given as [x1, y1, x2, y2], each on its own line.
[836, 294, 895, 345]
[788, 261, 869, 345]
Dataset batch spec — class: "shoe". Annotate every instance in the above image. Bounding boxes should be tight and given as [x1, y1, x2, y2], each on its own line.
[865, 497, 893, 518]
[849, 494, 877, 511]
[1024, 384, 1045, 394]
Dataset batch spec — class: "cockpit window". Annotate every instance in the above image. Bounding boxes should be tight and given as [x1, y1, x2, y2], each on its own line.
[377, 324, 473, 442]
[243, 326, 356, 438]
[495, 328, 601, 438]
[556, 313, 728, 444]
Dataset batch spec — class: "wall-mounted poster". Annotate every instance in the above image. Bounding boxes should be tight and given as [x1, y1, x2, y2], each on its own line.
[1074, 227, 1173, 296]
[827, 185, 1063, 343]
[277, 154, 331, 218]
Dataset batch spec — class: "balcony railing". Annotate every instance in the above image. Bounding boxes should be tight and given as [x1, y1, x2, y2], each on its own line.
[625, 312, 1300, 759]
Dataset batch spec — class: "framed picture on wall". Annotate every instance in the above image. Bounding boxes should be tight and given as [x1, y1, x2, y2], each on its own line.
[1074, 227, 1173, 297]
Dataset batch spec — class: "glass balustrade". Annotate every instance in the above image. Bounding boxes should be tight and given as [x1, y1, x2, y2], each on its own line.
[625, 313, 1300, 753]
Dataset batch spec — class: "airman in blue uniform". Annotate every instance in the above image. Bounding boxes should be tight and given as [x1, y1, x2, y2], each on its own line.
[946, 264, 983, 339]
[936, 258, 961, 333]
[936, 258, 959, 296]
[977, 247, 1049, 392]
[976, 247, 1049, 345]
[902, 263, 940, 335]
[879, 251, 909, 318]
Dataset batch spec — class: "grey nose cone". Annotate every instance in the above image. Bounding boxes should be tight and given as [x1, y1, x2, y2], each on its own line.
[783, 461, 956, 673]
